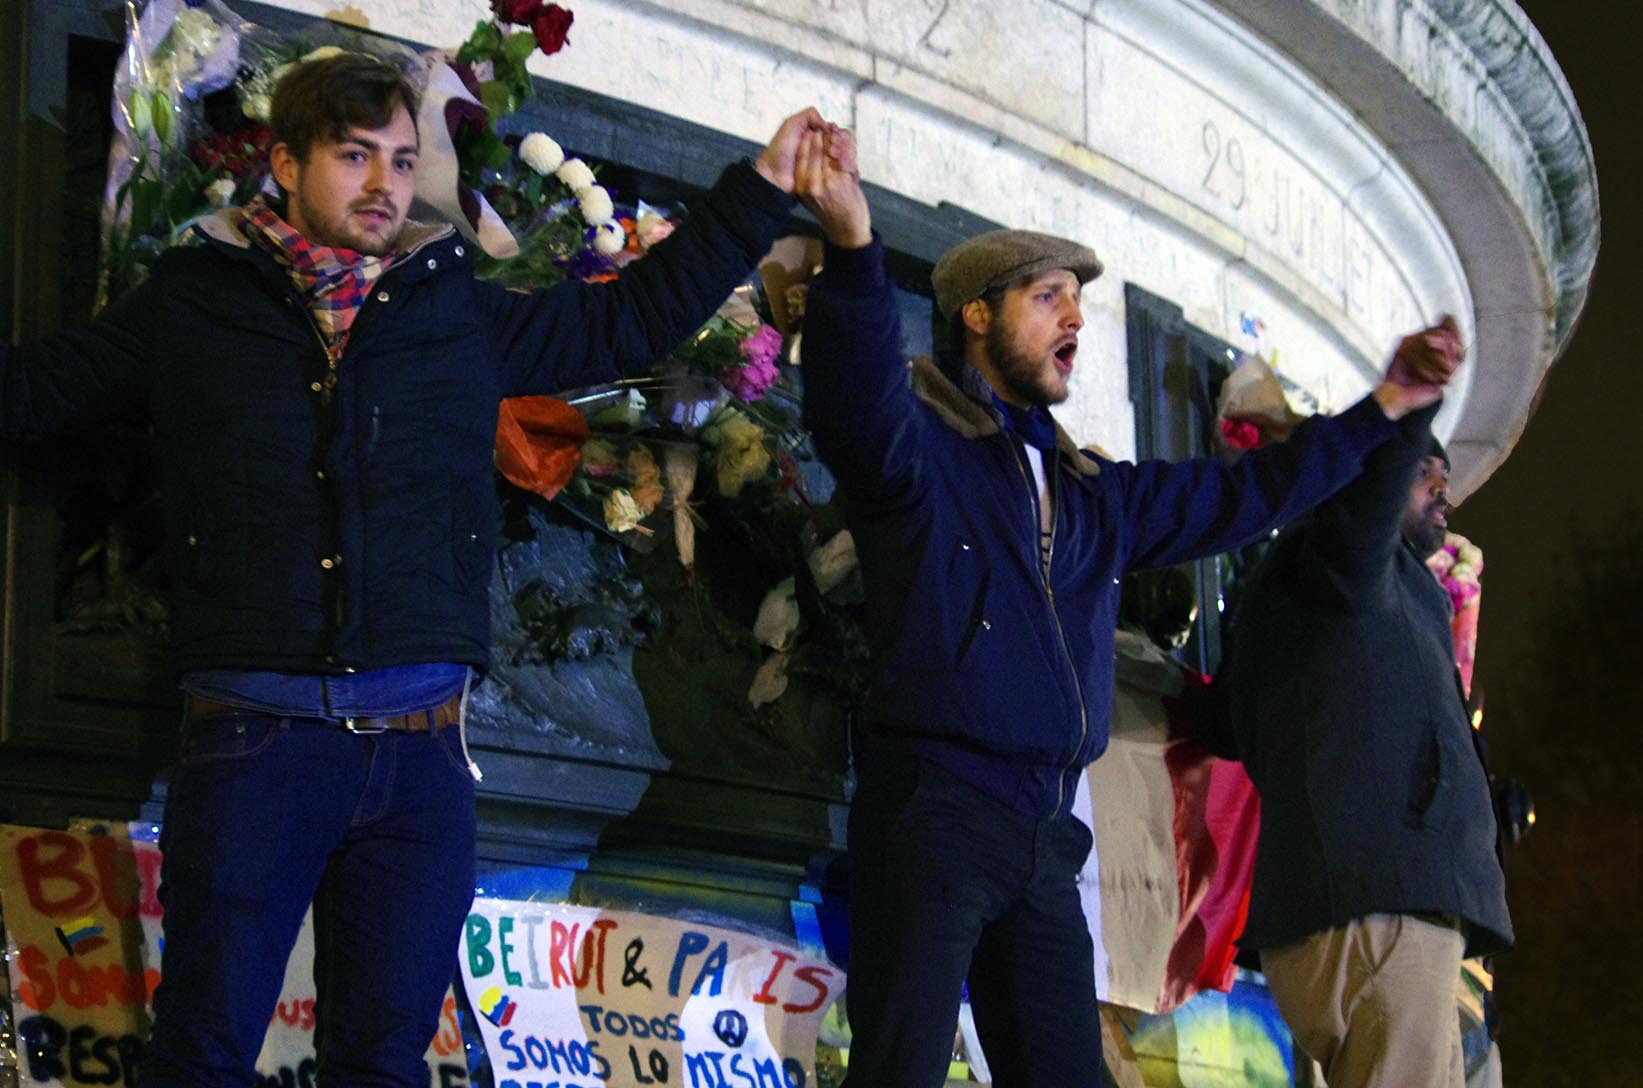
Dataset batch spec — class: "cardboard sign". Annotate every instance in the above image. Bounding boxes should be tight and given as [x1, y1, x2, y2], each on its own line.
[0, 823, 466, 1087]
[460, 901, 841, 1088]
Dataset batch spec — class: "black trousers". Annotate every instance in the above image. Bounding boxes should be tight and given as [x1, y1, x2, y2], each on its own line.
[841, 754, 1105, 1088]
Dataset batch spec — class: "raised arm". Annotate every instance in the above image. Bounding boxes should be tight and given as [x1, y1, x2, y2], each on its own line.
[483, 109, 830, 395]
[1121, 318, 1464, 572]
[794, 126, 925, 503]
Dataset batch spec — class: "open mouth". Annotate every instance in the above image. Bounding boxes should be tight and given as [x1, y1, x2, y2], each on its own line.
[1053, 342, 1078, 373]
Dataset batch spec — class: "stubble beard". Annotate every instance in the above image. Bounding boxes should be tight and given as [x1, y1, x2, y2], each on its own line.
[292, 191, 398, 257]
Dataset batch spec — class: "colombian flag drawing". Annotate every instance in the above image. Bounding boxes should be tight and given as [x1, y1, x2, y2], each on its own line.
[55, 914, 109, 956]
[478, 986, 516, 1027]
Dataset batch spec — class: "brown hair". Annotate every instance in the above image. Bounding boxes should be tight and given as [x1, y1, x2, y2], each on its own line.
[270, 53, 420, 162]
[939, 281, 1011, 370]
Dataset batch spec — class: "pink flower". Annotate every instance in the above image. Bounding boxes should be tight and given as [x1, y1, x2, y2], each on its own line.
[1447, 580, 1481, 613]
[720, 356, 779, 402]
[739, 323, 783, 369]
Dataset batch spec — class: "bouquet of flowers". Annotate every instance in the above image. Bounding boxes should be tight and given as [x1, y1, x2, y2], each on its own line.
[1427, 530, 1483, 695]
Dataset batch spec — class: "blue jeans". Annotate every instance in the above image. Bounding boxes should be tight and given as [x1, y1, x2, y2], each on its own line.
[842, 755, 1104, 1088]
[140, 712, 477, 1088]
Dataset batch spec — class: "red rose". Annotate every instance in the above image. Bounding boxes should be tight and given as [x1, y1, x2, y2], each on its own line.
[531, 5, 574, 55]
[493, 0, 543, 25]
[1219, 418, 1263, 451]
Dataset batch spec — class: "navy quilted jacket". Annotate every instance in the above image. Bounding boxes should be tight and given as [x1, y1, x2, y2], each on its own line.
[801, 238, 1399, 818]
[1, 160, 792, 676]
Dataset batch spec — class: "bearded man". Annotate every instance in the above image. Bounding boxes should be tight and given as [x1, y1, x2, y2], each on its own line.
[1218, 414, 1512, 1088]
[789, 127, 1469, 1086]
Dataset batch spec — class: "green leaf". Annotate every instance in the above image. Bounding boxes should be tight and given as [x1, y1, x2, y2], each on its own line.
[456, 20, 503, 63]
[504, 29, 539, 66]
[128, 178, 164, 236]
[477, 80, 514, 120]
[521, 172, 544, 208]
[481, 132, 513, 171]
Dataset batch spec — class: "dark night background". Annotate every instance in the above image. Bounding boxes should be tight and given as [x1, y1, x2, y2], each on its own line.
[1450, 2, 1642, 1082]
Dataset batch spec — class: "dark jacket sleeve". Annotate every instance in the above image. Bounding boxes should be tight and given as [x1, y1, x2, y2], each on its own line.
[798, 236, 926, 506]
[1289, 400, 1441, 604]
[1114, 393, 1399, 572]
[1, 276, 160, 442]
[479, 159, 795, 395]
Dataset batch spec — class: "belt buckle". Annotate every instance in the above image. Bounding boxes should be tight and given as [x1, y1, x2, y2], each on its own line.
[343, 716, 390, 735]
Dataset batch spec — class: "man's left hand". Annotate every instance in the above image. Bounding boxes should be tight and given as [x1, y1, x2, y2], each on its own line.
[753, 108, 830, 194]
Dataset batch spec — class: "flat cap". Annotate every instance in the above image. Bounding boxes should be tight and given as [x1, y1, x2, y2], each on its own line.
[931, 229, 1103, 319]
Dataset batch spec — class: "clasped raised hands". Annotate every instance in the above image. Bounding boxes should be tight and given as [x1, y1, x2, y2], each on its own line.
[1373, 315, 1465, 419]
[794, 124, 872, 249]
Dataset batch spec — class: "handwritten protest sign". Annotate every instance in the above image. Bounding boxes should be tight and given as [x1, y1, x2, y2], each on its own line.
[0, 823, 464, 1087]
[460, 901, 841, 1088]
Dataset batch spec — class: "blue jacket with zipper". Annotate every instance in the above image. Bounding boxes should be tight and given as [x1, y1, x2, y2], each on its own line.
[0, 160, 793, 677]
[801, 238, 1402, 818]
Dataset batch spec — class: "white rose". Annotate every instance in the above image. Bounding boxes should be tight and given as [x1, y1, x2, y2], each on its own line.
[747, 652, 791, 708]
[807, 530, 858, 595]
[591, 220, 626, 255]
[577, 185, 614, 225]
[752, 577, 801, 652]
[241, 92, 272, 121]
[518, 132, 564, 175]
[588, 387, 647, 430]
[556, 158, 595, 193]
[206, 177, 236, 206]
[602, 488, 645, 534]
[172, 9, 222, 60]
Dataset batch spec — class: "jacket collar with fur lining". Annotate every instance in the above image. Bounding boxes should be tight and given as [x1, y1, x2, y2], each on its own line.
[908, 356, 1105, 478]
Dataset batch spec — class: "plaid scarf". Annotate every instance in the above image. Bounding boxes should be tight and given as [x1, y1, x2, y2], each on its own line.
[240, 196, 392, 364]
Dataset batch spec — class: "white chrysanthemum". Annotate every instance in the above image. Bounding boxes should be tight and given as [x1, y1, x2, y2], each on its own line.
[241, 92, 272, 121]
[556, 158, 595, 193]
[206, 177, 236, 206]
[518, 132, 564, 175]
[591, 220, 626, 255]
[577, 184, 614, 224]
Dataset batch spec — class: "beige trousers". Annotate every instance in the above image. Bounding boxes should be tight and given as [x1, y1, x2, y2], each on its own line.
[1262, 913, 1467, 1088]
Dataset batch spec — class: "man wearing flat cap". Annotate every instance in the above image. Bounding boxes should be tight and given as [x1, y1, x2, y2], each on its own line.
[789, 129, 1464, 1085]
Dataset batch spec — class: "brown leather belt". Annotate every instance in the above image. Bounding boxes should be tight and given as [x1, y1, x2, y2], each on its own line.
[185, 691, 463, 734]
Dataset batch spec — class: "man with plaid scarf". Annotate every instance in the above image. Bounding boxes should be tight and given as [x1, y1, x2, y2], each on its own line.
[1, 52, 826, 1087]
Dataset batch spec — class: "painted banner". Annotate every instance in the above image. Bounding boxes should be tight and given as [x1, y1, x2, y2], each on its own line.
[0, 823, 466, 1087]
[460, 901, 841, 1088]
[1, 824, 163, 1087]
